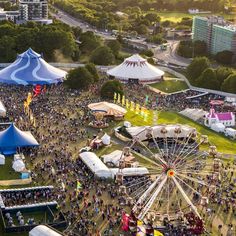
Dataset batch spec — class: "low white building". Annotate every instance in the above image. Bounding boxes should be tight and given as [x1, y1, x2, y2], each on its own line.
[204, 108, 235, 127]
[225, 128, 236, 139]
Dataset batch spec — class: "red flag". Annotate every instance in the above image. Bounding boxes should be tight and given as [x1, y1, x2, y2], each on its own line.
[121, 212, 130, 231]
[33, 84, 41, 97]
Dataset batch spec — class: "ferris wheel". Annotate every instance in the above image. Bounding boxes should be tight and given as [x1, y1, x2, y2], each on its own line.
[117, 125, 223, 234]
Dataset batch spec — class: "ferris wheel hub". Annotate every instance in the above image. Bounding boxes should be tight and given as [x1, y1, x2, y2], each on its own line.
[167, 169, 175, 177]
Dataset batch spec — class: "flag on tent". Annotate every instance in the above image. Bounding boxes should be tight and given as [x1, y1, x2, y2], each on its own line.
[136, 220, 146, 236]
[145, 95, 149, 105]
[33, 84, 41, 97]
[154, 229, 164, 236]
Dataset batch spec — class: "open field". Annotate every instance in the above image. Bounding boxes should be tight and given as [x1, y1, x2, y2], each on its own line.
[150, 80, 188, 93]
[157, 11, 235, 22]
[0, 157, 21, 181]
[124, 110, 236, 154]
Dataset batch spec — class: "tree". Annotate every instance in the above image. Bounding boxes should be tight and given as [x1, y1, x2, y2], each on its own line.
[144, 12, 160, 23]
[196, 68, 219, 90]
[79, 31, 102, 53]
[221, 74, 236, 93]
[90, 46, 115, 65]
[136, 24, 148, 35]
[100, 80, 124, 99]
[193, 40, 207, 57]
[141, 49, 154, 57]
[85, 63, 99, 82]
[186, 57, 210, 85]
[107, 40, 121, 57]
[0, 36, 16, 62]
[215, 50, 234, 65]
[65, 67, 93, 89]
[215, 67, 233, 87]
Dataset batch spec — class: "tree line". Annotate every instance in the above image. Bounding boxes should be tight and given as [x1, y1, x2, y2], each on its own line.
[0, 20, 79, 62]
[187, 57, 236, 93]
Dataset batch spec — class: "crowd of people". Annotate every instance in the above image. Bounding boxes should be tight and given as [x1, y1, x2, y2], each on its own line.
[0, 75, 235, 236]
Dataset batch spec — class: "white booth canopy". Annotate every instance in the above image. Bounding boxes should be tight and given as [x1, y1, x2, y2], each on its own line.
[29, 225, 62, 236]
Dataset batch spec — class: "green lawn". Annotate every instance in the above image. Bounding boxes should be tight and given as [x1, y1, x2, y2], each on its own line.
[124, 110, 236, 154]
[157, 11, 234, 22]
[0, 157, 21, 181]
[150, 80, 188, 93]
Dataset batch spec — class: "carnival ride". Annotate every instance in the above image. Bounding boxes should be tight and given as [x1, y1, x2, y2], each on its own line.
[116, 125, 224, 234]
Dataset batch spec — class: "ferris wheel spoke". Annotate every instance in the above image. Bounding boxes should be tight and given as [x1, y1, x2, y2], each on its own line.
[174, 174, 203, 194]
[172, 176, 201, 219]
[133, 174, 164, 212]
[138, 175, 168, 220]
[175, 173, 207, 186]
[131, 181, 154, 200]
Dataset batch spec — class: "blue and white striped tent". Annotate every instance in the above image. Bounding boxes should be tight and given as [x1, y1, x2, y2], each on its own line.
[0, 48, 67, 85]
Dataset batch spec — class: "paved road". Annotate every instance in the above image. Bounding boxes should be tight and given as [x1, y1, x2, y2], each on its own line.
[51, 6, 190, 67]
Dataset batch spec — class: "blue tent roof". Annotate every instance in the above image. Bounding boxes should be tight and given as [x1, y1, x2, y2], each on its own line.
[0, 48, 67, 85]
[0, 123, 39, 153]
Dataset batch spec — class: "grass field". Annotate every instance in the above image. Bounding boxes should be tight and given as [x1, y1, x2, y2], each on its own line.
[157, 11, 234, 22]
[150, 80, 189, 93]
[0, 157, 21, 181]
[124, 110, 236, 154]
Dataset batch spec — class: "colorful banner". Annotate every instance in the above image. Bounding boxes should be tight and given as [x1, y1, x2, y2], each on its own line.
[114, 92, 117, 103]
[33, 84, 41, 97]
[117, 93, 121, 104]
[145, 95, 149, 105]
[122, 95, 126, 106]
[125, 99, 129, 109]
[130, 101, 134, 111]
[136, 220, 146, 236]
[77, 180, 82, 190]
[154, 229, 164, 236]
[135, 103, 140, 114]
[121, 213, 130, 231]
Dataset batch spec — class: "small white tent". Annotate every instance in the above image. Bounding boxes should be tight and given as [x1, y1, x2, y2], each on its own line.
[211, 123, 225, 133]
[12, 159, 25, 172]
[79, 152, 112, 178]
[0, 154, 5, 165]
[101, 133, 111, 145]
[29, 225, 62, 236]
[0, 101, 6, 117]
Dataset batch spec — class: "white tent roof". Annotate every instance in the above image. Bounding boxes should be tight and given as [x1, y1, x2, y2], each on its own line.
[102, 150, 123, 166]
[179, 108, 207, 121]
[110, 167, 149, 177]
[126, 124, 196, 141]
[0, 101, 6, 117]
[88, 102, 126, 116]
[211, 123, 225, 132]
[79, 152, 112, 178]
[101, 133, 111, 145]
[12, 159, 25, 172]
[29, 225, 62, 236]
[107, 54, 164, 82]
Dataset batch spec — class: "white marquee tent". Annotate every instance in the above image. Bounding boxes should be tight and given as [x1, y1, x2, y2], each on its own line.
[211, 123, 225, 133]
[0, 101, 6, 117]
[29, 225, 62, 236]
[88, 102, 127, 117]
[107, 54, 164, 84]
[110, 167, 149, 177]
[79, 152, 112, 178]
[179, 108, 207, 121]
[126, 124, 196, 141]
[102, 150, 135, 167]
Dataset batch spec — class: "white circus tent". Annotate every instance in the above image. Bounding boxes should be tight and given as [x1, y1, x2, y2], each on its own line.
[107, 54, 164, 84]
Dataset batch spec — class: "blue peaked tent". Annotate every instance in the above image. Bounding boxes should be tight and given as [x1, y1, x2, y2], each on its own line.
[0, 48, 67, 85]
[0, 123, 39, 155]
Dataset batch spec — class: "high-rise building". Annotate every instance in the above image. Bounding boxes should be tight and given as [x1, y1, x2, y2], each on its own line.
[192, 16, 236, 56]
[19, 0, 48, 21]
